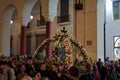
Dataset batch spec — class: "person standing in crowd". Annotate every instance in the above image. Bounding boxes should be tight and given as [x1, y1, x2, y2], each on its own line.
[105, 57, 111, 67]
[92, 65, 100, 80]
[99, 62, 108, 80]
[30, 71, 42, 80]
[67, 66, 80, 80]
[16, 63, 26, 79]
[115, 61, 120, 75]
[9, 57, 18, 76]
[46, 63, 68, 80]
[37, 62, 51, 79]
[96, 58, 102, 72]
[18, 73, 32, 80]
[49, 63, 60, 80]
[79, 63, 94, 80]
[107, 66, 119, 80]
[25, 57, 35, 75]
[0, 61, 16, 80]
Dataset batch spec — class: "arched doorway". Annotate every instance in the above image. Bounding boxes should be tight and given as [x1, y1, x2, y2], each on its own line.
[22, 0, 45, 55]
[22, 0, 58, 55]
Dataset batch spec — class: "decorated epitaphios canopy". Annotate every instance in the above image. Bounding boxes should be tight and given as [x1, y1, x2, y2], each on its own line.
[33, 27, 89, 69]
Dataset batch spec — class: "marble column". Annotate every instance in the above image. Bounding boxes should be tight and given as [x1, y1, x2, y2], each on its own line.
[41, 0, 59, 59]
[46, 21, 52, 59]
[20, 26, 26, 55]
[31, 18, 36, 55]
[46, 21, 51, 39]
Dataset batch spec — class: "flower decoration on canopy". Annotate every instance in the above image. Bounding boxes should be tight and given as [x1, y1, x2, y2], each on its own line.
[33, 27, 89, 68]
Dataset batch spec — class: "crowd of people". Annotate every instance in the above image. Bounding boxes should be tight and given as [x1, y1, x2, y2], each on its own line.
[0, 55, 120, 80]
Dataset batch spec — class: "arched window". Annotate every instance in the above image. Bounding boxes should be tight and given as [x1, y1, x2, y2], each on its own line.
[114, 36, 120, 60]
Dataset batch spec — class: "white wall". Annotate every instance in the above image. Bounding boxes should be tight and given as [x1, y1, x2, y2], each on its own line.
[106, 0, 120, 60]
[97, 0, 120, 61]
[106, 20, 120, 60]
[97, 0, 105, 62]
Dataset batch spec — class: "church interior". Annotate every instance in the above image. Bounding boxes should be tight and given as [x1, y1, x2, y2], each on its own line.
[0, 0, 120, 62]
[0, 0, 120, 80]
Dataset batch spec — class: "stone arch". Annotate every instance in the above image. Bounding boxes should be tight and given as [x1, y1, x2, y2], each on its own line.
[22, 0, 38, 26]
[2, 4, 17, 56]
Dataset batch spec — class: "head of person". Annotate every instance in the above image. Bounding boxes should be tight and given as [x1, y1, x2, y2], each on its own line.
[85, 63, 91, 70]
[98, 58, 101, 62]
[27, 57, 33, 65]
[104, 62, 108, 67]
[69, 66, 80, 79]
[92, 65, 98, 72]
[17, 63, 26, 73]
[110, 66, 116, 73]
[31, 71, 41, 80]
[12, 57, 17, 65]
[39, 63, 46, 71]
[18, 73, 32, 80]
[52, 63, 59, 73]
[0, 61, 8, 70]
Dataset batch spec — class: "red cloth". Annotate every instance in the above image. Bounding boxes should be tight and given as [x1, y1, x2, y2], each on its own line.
[94, 70, 100, 80]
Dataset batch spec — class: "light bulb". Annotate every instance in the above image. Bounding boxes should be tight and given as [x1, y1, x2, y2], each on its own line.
[30, 15, 33, 19]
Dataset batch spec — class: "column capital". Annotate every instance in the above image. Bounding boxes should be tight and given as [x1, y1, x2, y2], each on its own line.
[21, 18, 30, 27]
[43, 12, 56, 22]
[41, 0, 58, 22]
[14, 18, 30, 27]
